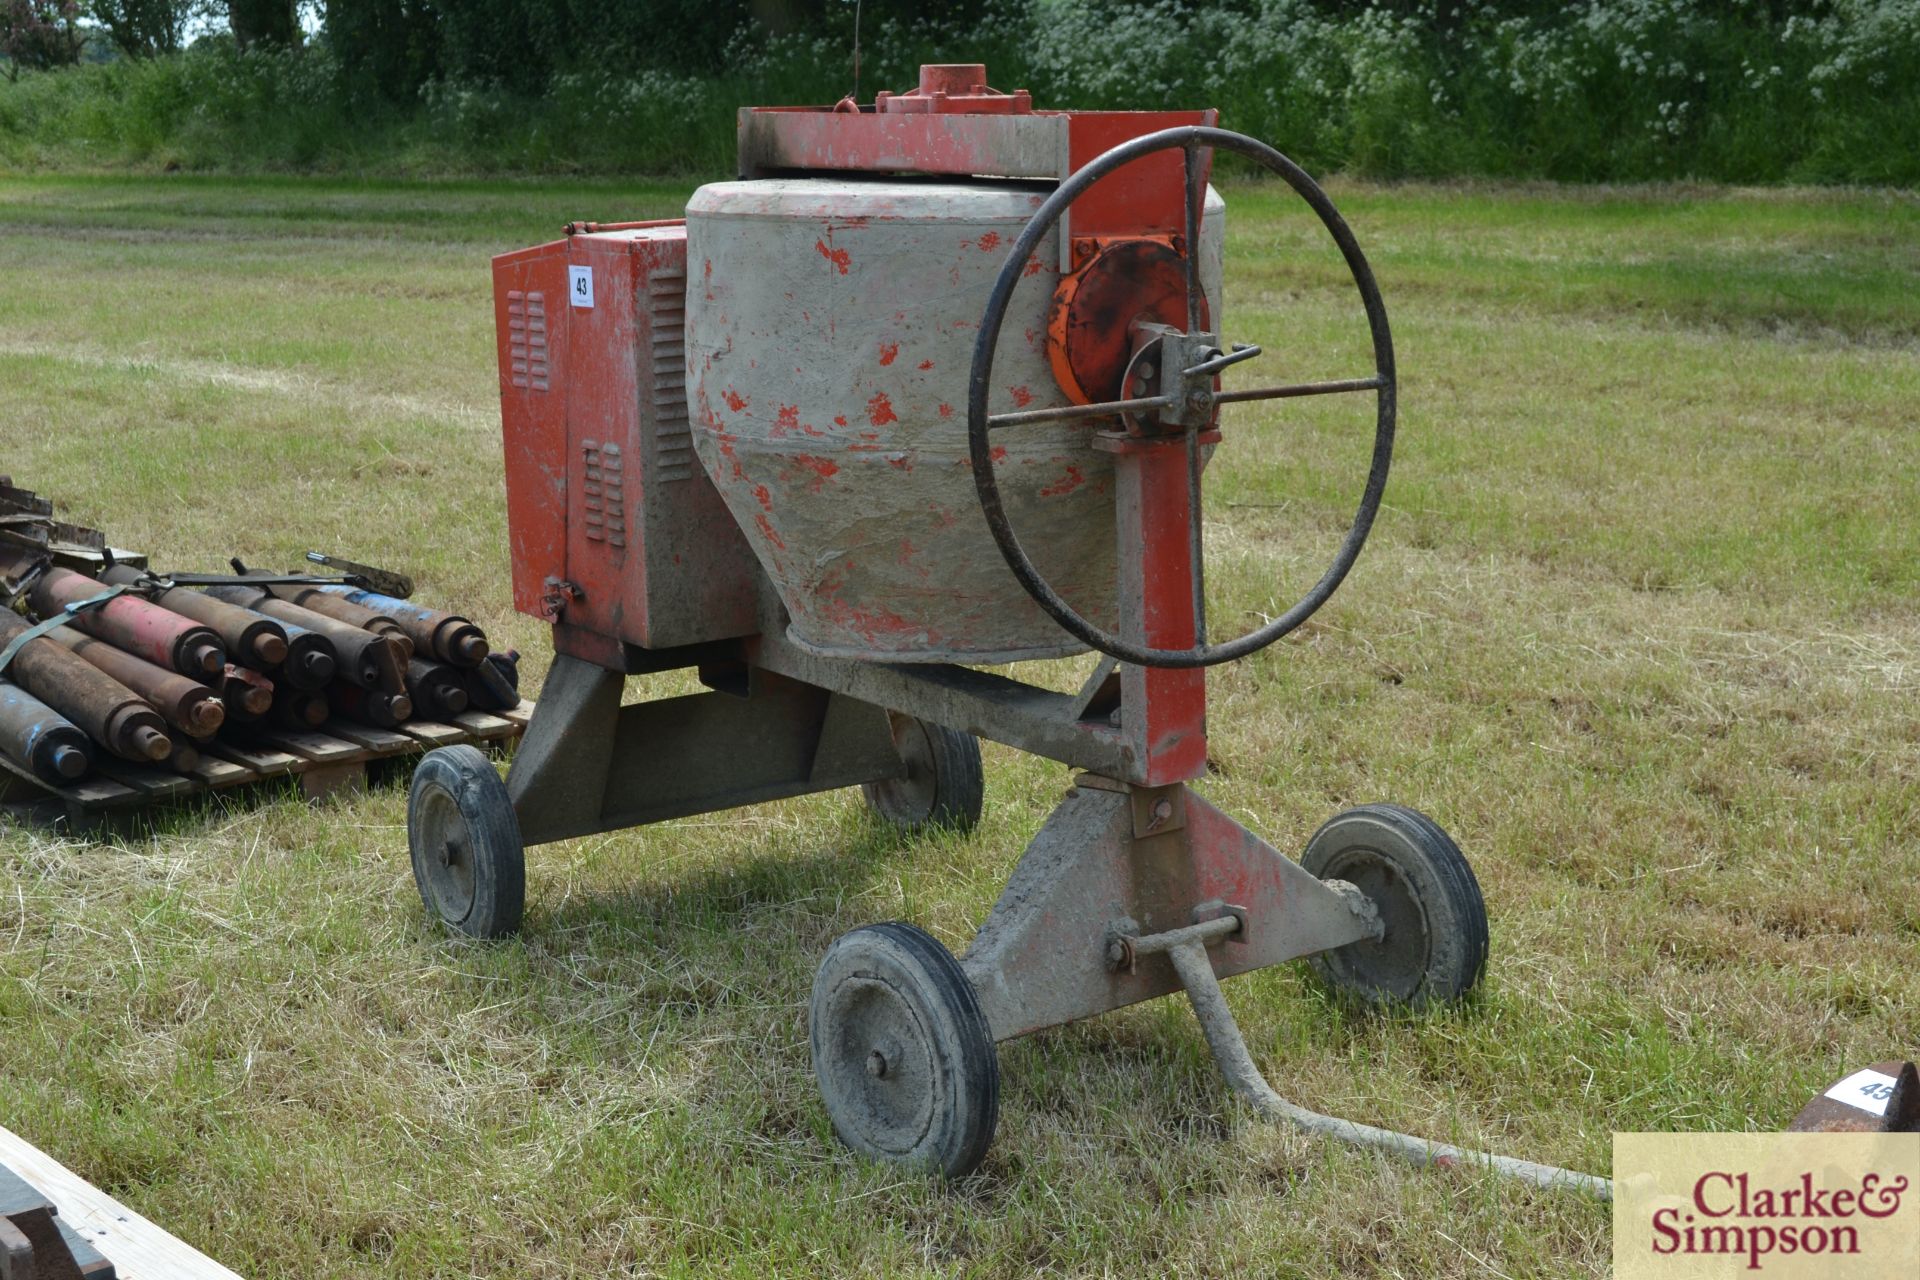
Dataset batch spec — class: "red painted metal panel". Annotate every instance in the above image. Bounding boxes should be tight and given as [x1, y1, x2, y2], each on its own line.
[561, 233, 643, 641]
[494, 241, 570, 620]
[1110, 434, 1209, 785]
[1066, 110, 1217, 241]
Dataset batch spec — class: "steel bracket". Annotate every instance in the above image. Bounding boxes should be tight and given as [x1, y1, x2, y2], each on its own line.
[962, 781, 1376, 1042]
[508, 654, 906, 846]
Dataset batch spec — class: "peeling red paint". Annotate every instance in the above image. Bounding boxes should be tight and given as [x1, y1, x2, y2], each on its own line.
[867, 391, 899, 427]
[775, 404, 799, 430]
[888, 455, 913, 470]
[977, 231, 1001, 251]
[1010, 385, 1034, 408]
[755, 512, 786, 550]
[753, 483, 772, 511]
[859, 431, 879, 440]
[878, 341, 900, 366]
[794, 454, 840, 480]
[1023, 254, 1045, 276]
[991, 445, 1009, 463]
[833, 414, 849, 427]
[723, 388, 749, 412]
[814, 239, 851, 273]
[937, 403, 954, 418]
[918, 359, 934, 371]
[1040, 464, 1087, 497]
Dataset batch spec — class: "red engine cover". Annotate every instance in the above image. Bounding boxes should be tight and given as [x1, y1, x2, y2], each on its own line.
[493, 226, 760, 652]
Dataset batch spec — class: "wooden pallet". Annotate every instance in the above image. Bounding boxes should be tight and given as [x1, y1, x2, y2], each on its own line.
[0, 701, 533, 824]
[0, 1121, 243, 1280]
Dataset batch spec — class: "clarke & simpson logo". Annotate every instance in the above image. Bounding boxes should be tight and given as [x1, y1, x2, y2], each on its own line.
[1614, 1134, 1920, 1279]
[1651, 1169, 1908, 1269]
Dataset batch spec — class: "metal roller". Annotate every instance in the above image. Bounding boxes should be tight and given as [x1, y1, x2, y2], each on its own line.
[204, 585, 405, 694]
[405, 659, 468, 720]
[266, 584, 414, 659]
[27, 566, 225, 677]
[101, 564, 289, 668]
[220, 664, 274, 719]
[0, 679, 92, 784]
[0, 610, 170, 763]
[314, 586, 488, 668]
[329, 681, 413, 728]
[44, 626, 224, 739]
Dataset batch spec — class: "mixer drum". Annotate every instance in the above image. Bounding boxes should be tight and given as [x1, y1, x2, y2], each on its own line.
[686, 178, 1224, 663]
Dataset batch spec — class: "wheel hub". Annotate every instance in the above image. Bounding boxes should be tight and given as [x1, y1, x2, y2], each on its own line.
[822, 975, 938, 1156]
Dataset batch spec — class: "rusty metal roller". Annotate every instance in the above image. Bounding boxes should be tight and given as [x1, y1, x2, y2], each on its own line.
[329, 681, 413, 728]
[0, 611, 171, 762]
[314, 586, 488, 668]
[204, 585, 406, 694]
[220, 664, 274, 719]
[266, 584, 414, 660]
[101, 564, 289, 668]
[405, 659, 468, 719]
[28, 567, 226, 677]
[0, 679, 92, 783]
[45, 626, 225, 739]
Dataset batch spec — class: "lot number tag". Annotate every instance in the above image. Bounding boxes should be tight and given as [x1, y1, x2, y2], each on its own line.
[569, 265, 594, 309]
[1824, 1068, 1899, 1116]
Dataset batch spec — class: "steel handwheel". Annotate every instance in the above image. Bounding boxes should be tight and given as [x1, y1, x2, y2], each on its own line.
[967, 125, 1397, 669]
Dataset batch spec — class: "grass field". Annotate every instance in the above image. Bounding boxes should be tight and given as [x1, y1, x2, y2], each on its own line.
[0, 172, 1916, 1278]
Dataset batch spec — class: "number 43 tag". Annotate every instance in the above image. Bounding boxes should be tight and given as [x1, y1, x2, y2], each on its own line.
[568, 265, 594, 309]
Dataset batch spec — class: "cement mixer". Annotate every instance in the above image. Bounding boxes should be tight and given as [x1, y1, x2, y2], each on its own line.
[407, 65, 1605, 1193]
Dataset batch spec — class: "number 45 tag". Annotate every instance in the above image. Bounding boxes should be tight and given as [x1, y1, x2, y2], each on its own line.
[1824, 1068, 1899, 1117]
[568, 265, 594, 309]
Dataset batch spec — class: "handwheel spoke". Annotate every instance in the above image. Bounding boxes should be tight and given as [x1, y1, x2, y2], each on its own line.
[1184, 138, 1205, 338]
[989, 394, 1172, 430]
[1213, 376, 1384, 407]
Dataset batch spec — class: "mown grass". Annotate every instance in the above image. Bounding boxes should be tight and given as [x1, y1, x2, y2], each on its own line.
[0, 173, 1916, 1277]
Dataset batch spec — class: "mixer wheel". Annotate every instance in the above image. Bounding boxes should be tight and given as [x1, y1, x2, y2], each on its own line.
[861, 715, 984, 834]
[810, 922, 999, 1178]
[1300, 804, 1487, 1007]
[407, 745, 526, 940]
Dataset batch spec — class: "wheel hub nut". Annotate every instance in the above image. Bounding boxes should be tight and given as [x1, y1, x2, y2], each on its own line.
[867, 1048, 889, 1078]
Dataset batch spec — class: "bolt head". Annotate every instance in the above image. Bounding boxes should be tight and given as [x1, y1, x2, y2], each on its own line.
[866, 1049, 888, 1078]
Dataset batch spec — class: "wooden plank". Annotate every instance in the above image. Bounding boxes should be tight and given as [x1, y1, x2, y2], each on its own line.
[247, 727, 362, 765]
[500, 699, 534, 729]
[92, 761, 197, 801]
[182, 754, 255, 789]
[448, 709, 515, 740]
[0, 1122, 246, 1280]
[0, 755, 139, 808]
[202, 739, 302, 777]
[394, 720, 465, 747]
[319, 721, 414, 756]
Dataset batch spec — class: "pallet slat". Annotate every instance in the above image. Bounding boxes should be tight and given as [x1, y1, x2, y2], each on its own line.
[248, 727, 361, 764]
[0, 1122, 245, 1280]
[394, 720, 466, 747]
[92, 761, 199, 800]
[319, 721, 415, 755]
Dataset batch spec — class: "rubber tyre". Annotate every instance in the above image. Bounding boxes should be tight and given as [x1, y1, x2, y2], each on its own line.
[407, 745, 526, 940]
[1300, 804, 1487, 1007]
[810, 922, 999, 1178]
[861, 715, 985, 834]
